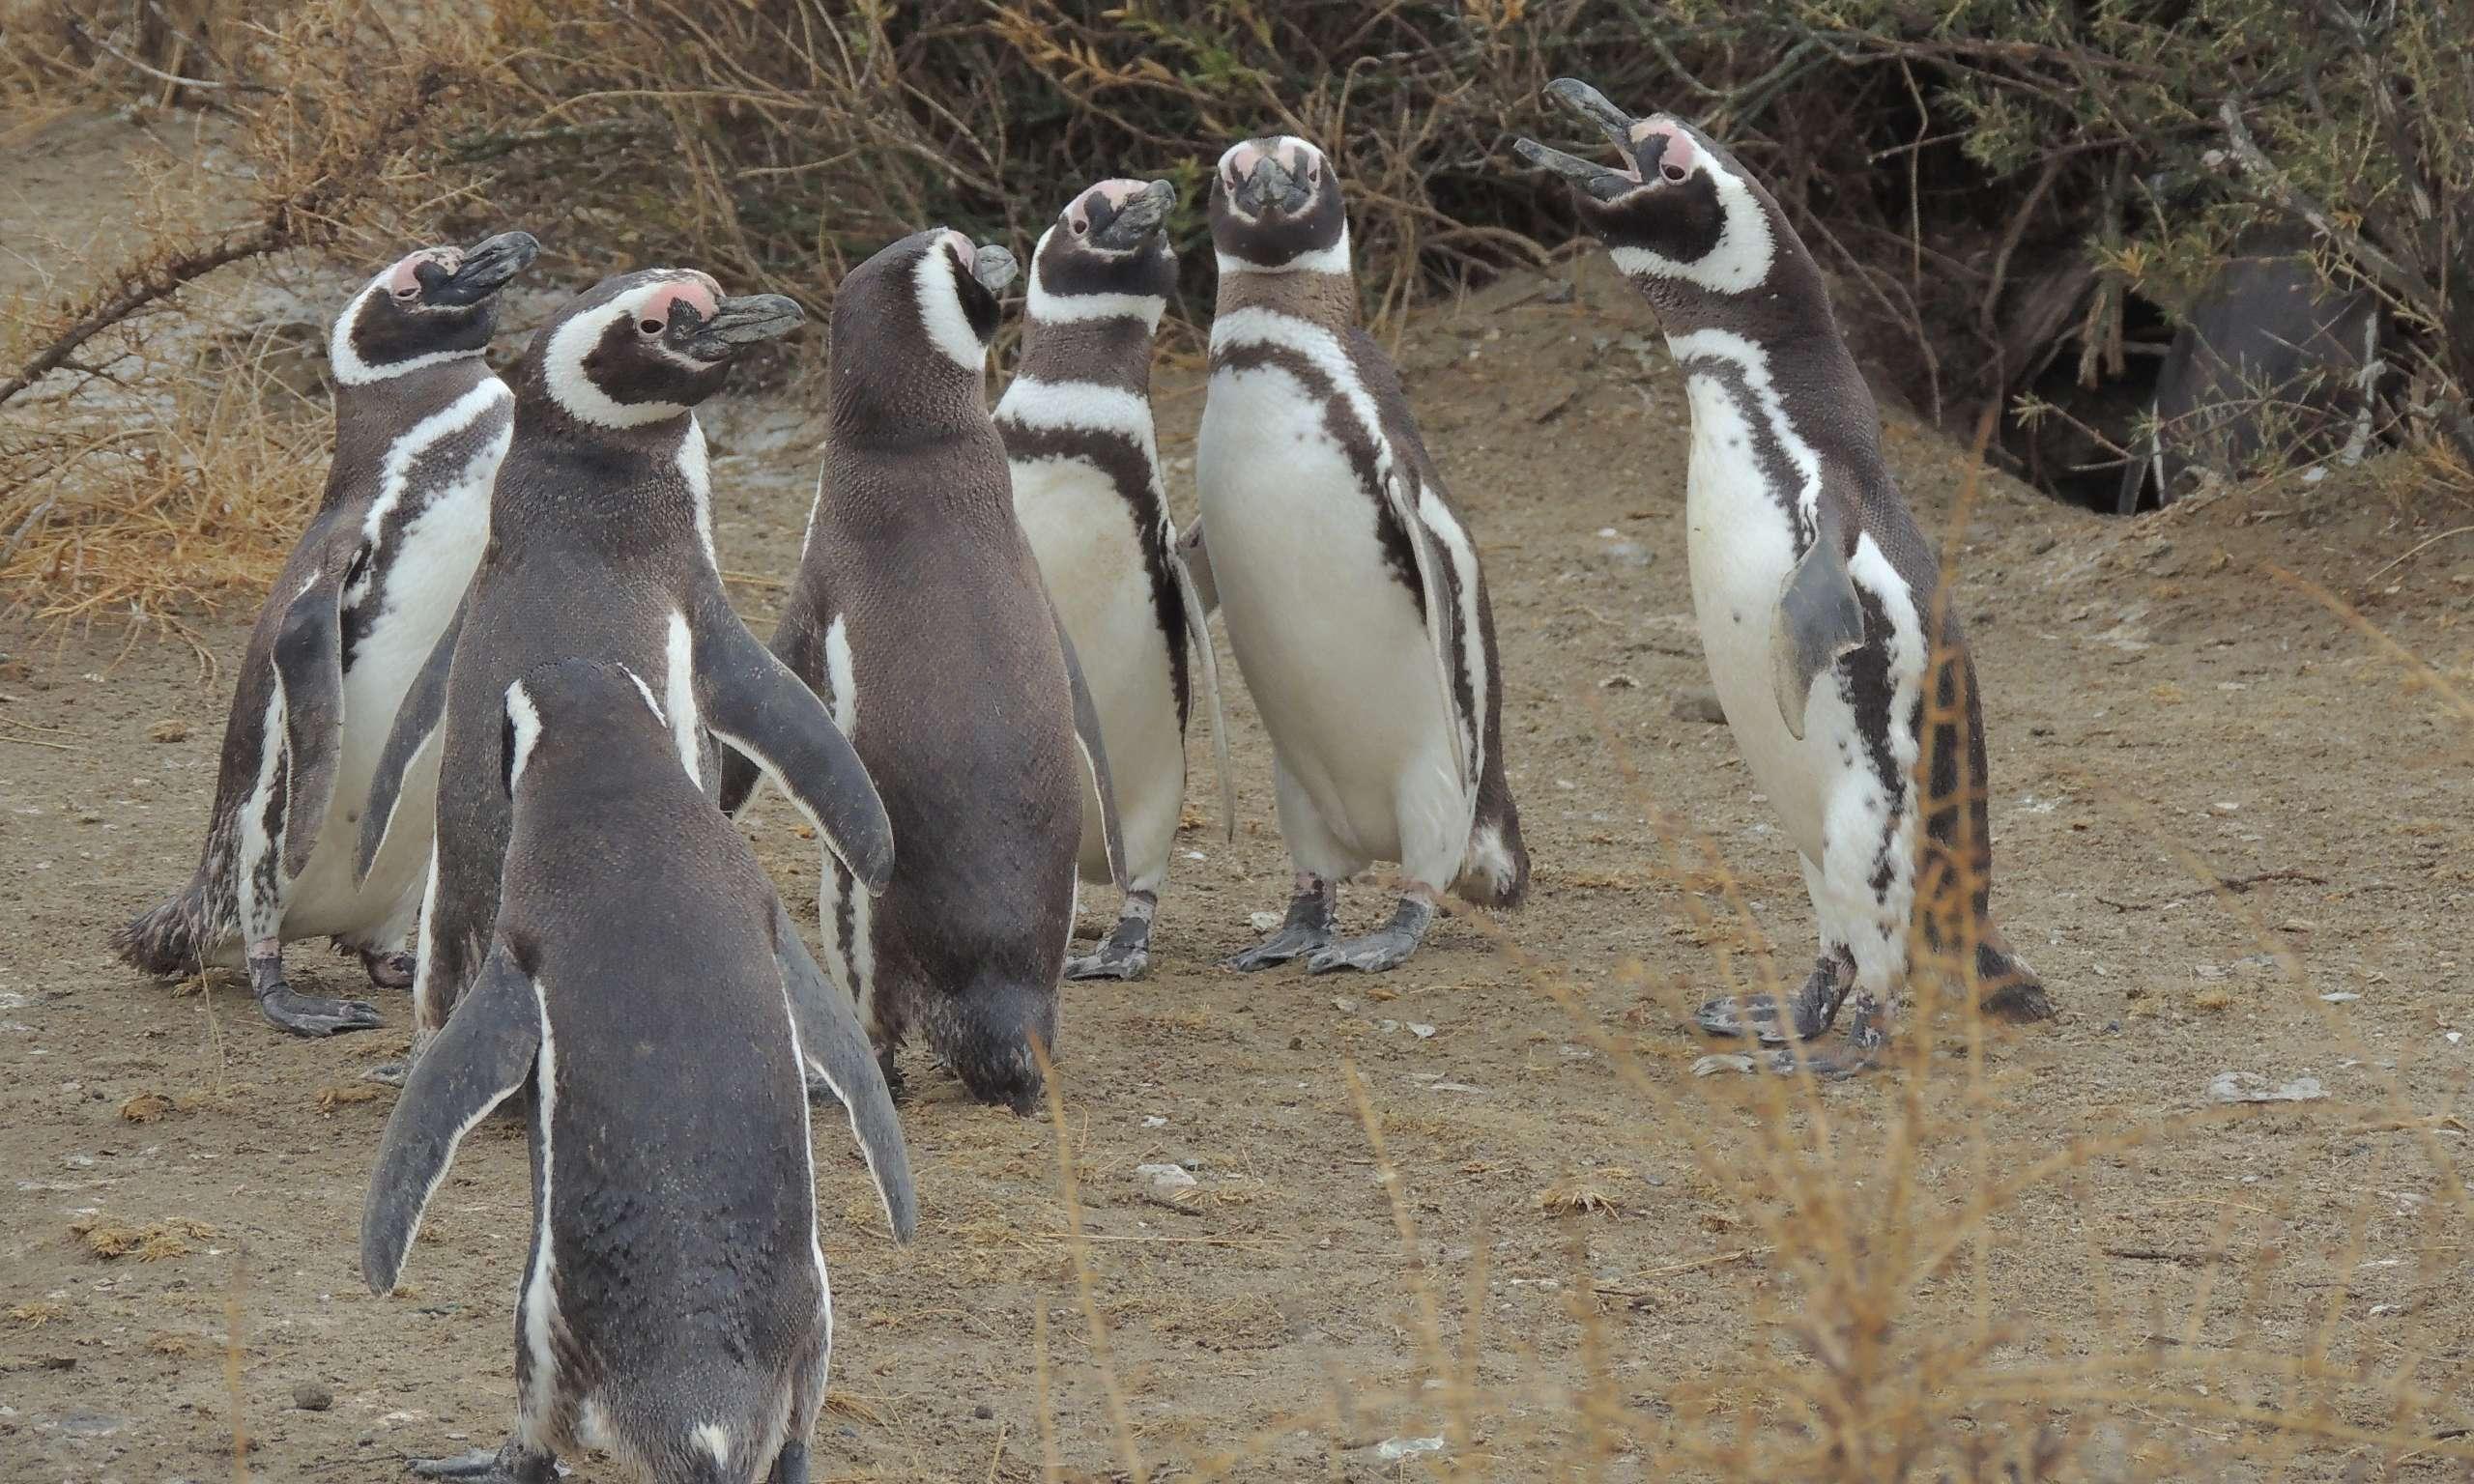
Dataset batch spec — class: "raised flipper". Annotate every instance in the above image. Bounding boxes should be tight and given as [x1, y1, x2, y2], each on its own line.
[1175, 520, 1217, 614]
[1170, 539, 1236, 845]
[272, 571, 345, 878]
[360, 944, 539, 1294]
[356, 598, 467, 883]
[1769, 505, 1868, 742]
[771, 899, 917, 1242]
[694, 601, 893, 896]
[1376, 466, 1469, 793]
[1055, 616, 1129, 894]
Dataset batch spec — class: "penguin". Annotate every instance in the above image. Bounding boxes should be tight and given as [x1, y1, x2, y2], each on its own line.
[111, 231, 539, 1037]
[716, 228, 1126, 1115]
[1515, 79, 2053, 1072]
[361, 657, 914, 1484]
[994, 177, 1232, 982]
[1196, 135, 1529, 975]
[356, 268, 893, 1068]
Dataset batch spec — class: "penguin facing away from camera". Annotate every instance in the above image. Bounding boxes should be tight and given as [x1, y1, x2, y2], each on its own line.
[356, 268, 892, 1070]
[717, 227, 1126, 1115]
[1516, 80, 2052, 1073]
[995, 176, 1233, 982]
[362, 658, 914, 1484]
[111, 231, 539, 1038]
[1196, 135, 1529, 975]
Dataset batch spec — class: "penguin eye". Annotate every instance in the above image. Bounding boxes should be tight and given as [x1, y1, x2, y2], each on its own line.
[639, 317, 665, 335]
[392, 285, 420, 300]
[1071, 218, 1088, 236]
[1660, 162, 1689, 184]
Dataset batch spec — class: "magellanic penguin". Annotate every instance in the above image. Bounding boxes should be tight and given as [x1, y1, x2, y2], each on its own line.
[1516, 81, 2053, 1072]
[111, 231, 539, 1037]
[1196, 135, 1529, 974]
[717, 228, 1127, 1115]
[362, 658, 914, 1484]
[357, 269, 893, 1067]
[994, 177, 1232, 982]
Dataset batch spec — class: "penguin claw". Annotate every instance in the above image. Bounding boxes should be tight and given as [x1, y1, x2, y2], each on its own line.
[1693, 991, 1828, 1044]
[1762, 1042, 1879, 1080]
[256, 985, 385, 1038]
[361, 1059, 410, 1086]
[359, 948, 417, 990]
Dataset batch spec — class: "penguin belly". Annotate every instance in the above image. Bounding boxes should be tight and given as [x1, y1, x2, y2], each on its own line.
[1197, 367, 1463, 868]
[1011, 455, 1183, 894]
[283, 475, 491, 946]
[1681, 390, 1833, 865]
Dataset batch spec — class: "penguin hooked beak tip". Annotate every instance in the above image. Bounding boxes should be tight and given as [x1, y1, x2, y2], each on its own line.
[678, 292, 805, 362]
[417, 230, 541, 307]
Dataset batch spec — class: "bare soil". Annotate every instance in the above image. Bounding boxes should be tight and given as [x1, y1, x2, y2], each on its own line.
[5, 128, 2472, 1483]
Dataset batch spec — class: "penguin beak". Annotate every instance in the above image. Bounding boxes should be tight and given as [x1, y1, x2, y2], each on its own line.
[969, 243, 1019, 297]
[1090, 180, 1175, 252]
[1230, 154, 1312, 216]
[419, 230, 541, 307]
[1512, 78, 1650, 203]
[677, 293, 805, 362]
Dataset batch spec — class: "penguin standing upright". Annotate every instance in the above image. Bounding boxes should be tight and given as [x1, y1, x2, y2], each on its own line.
[718, 228, 1125, 1115]
[1515, 81, 2053, 1071]
[357, 269, 892, 1064]
[1196, 136, 1528, 974]
[995, 177, 1230, 982]
[112, 231, 539, 1037]
[363, 658, 913, 1484]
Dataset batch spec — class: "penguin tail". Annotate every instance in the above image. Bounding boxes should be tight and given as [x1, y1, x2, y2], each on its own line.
[110, 884, 212, 978]
[927, 968, 1055, 1117]
[1451, 804, 1531, 912]
[1971, 928, 2055, 1024]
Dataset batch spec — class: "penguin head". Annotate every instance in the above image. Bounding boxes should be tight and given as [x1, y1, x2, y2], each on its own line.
[1026, 179, 1178, 328]
[1515, 80, 1786, 307]
[501, 659, 671, 798]
[331, 230, 539, 385]
[1209, 136, 1348, 274]
[529, 269, 804, 430]
[828, 226, 1017, 408]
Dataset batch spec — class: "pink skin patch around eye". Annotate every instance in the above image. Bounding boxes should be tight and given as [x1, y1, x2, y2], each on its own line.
[938, 228, 976, 267]
[639, 276, 720, 329]
[1222, 139, 1266, 186]
[1629, 117, 1695, 179]
[386, 248, 457, 295]
[1071, 178, 1149, 233]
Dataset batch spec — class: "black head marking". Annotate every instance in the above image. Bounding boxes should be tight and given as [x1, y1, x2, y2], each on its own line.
[1030, 179, 1179, 308]
[827, 229, 1016, 432]
[526, 269, 803, 430]
[336, 230, 539, 383]
[1207, 136, 1348, 271]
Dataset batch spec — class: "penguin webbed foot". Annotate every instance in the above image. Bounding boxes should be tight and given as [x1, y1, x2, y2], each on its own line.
[1065, 910, 1153, 982]
[1305, 894, 1437, 976]
[408, 1440, 561, 1482]
[767, 1441, 812, 1484]
[250, 953, 383, 1037]
[1693, 953, 1852, 1044]
[1223, 876, 1338, 972]
[1763, 995, 1887, 1080]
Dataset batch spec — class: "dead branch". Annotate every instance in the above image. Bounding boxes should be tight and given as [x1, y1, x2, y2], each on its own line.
[0, 226, 277, 410]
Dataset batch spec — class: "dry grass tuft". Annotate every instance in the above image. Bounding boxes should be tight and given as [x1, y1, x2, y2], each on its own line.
[9, 1300, 69, 1327]
[1534, 1173, 1626, 1217]
[314, 1082, 382, 1112]
[70, 1213, 216, 1261]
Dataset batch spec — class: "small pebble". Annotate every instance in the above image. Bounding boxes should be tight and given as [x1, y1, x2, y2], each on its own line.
[1669, 687, 1726, 725]
[293, 1382, 333, 1413]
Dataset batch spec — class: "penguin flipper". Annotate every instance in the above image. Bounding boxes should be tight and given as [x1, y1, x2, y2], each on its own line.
[694, 606, 894, 895]
[273, 574, 346, 879]
[356, 599, 466, 884]
[771, 899, 917, 1242]
[360, 944, 537, 1295]
[1055, 614, 1130, 893]
[1378, 466, 1470, 793]
[1769, 512, 1869, 743]
[1170, 543, 1237, 846]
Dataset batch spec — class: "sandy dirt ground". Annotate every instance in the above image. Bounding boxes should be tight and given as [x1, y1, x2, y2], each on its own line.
[5, 116, 2472, 1484]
